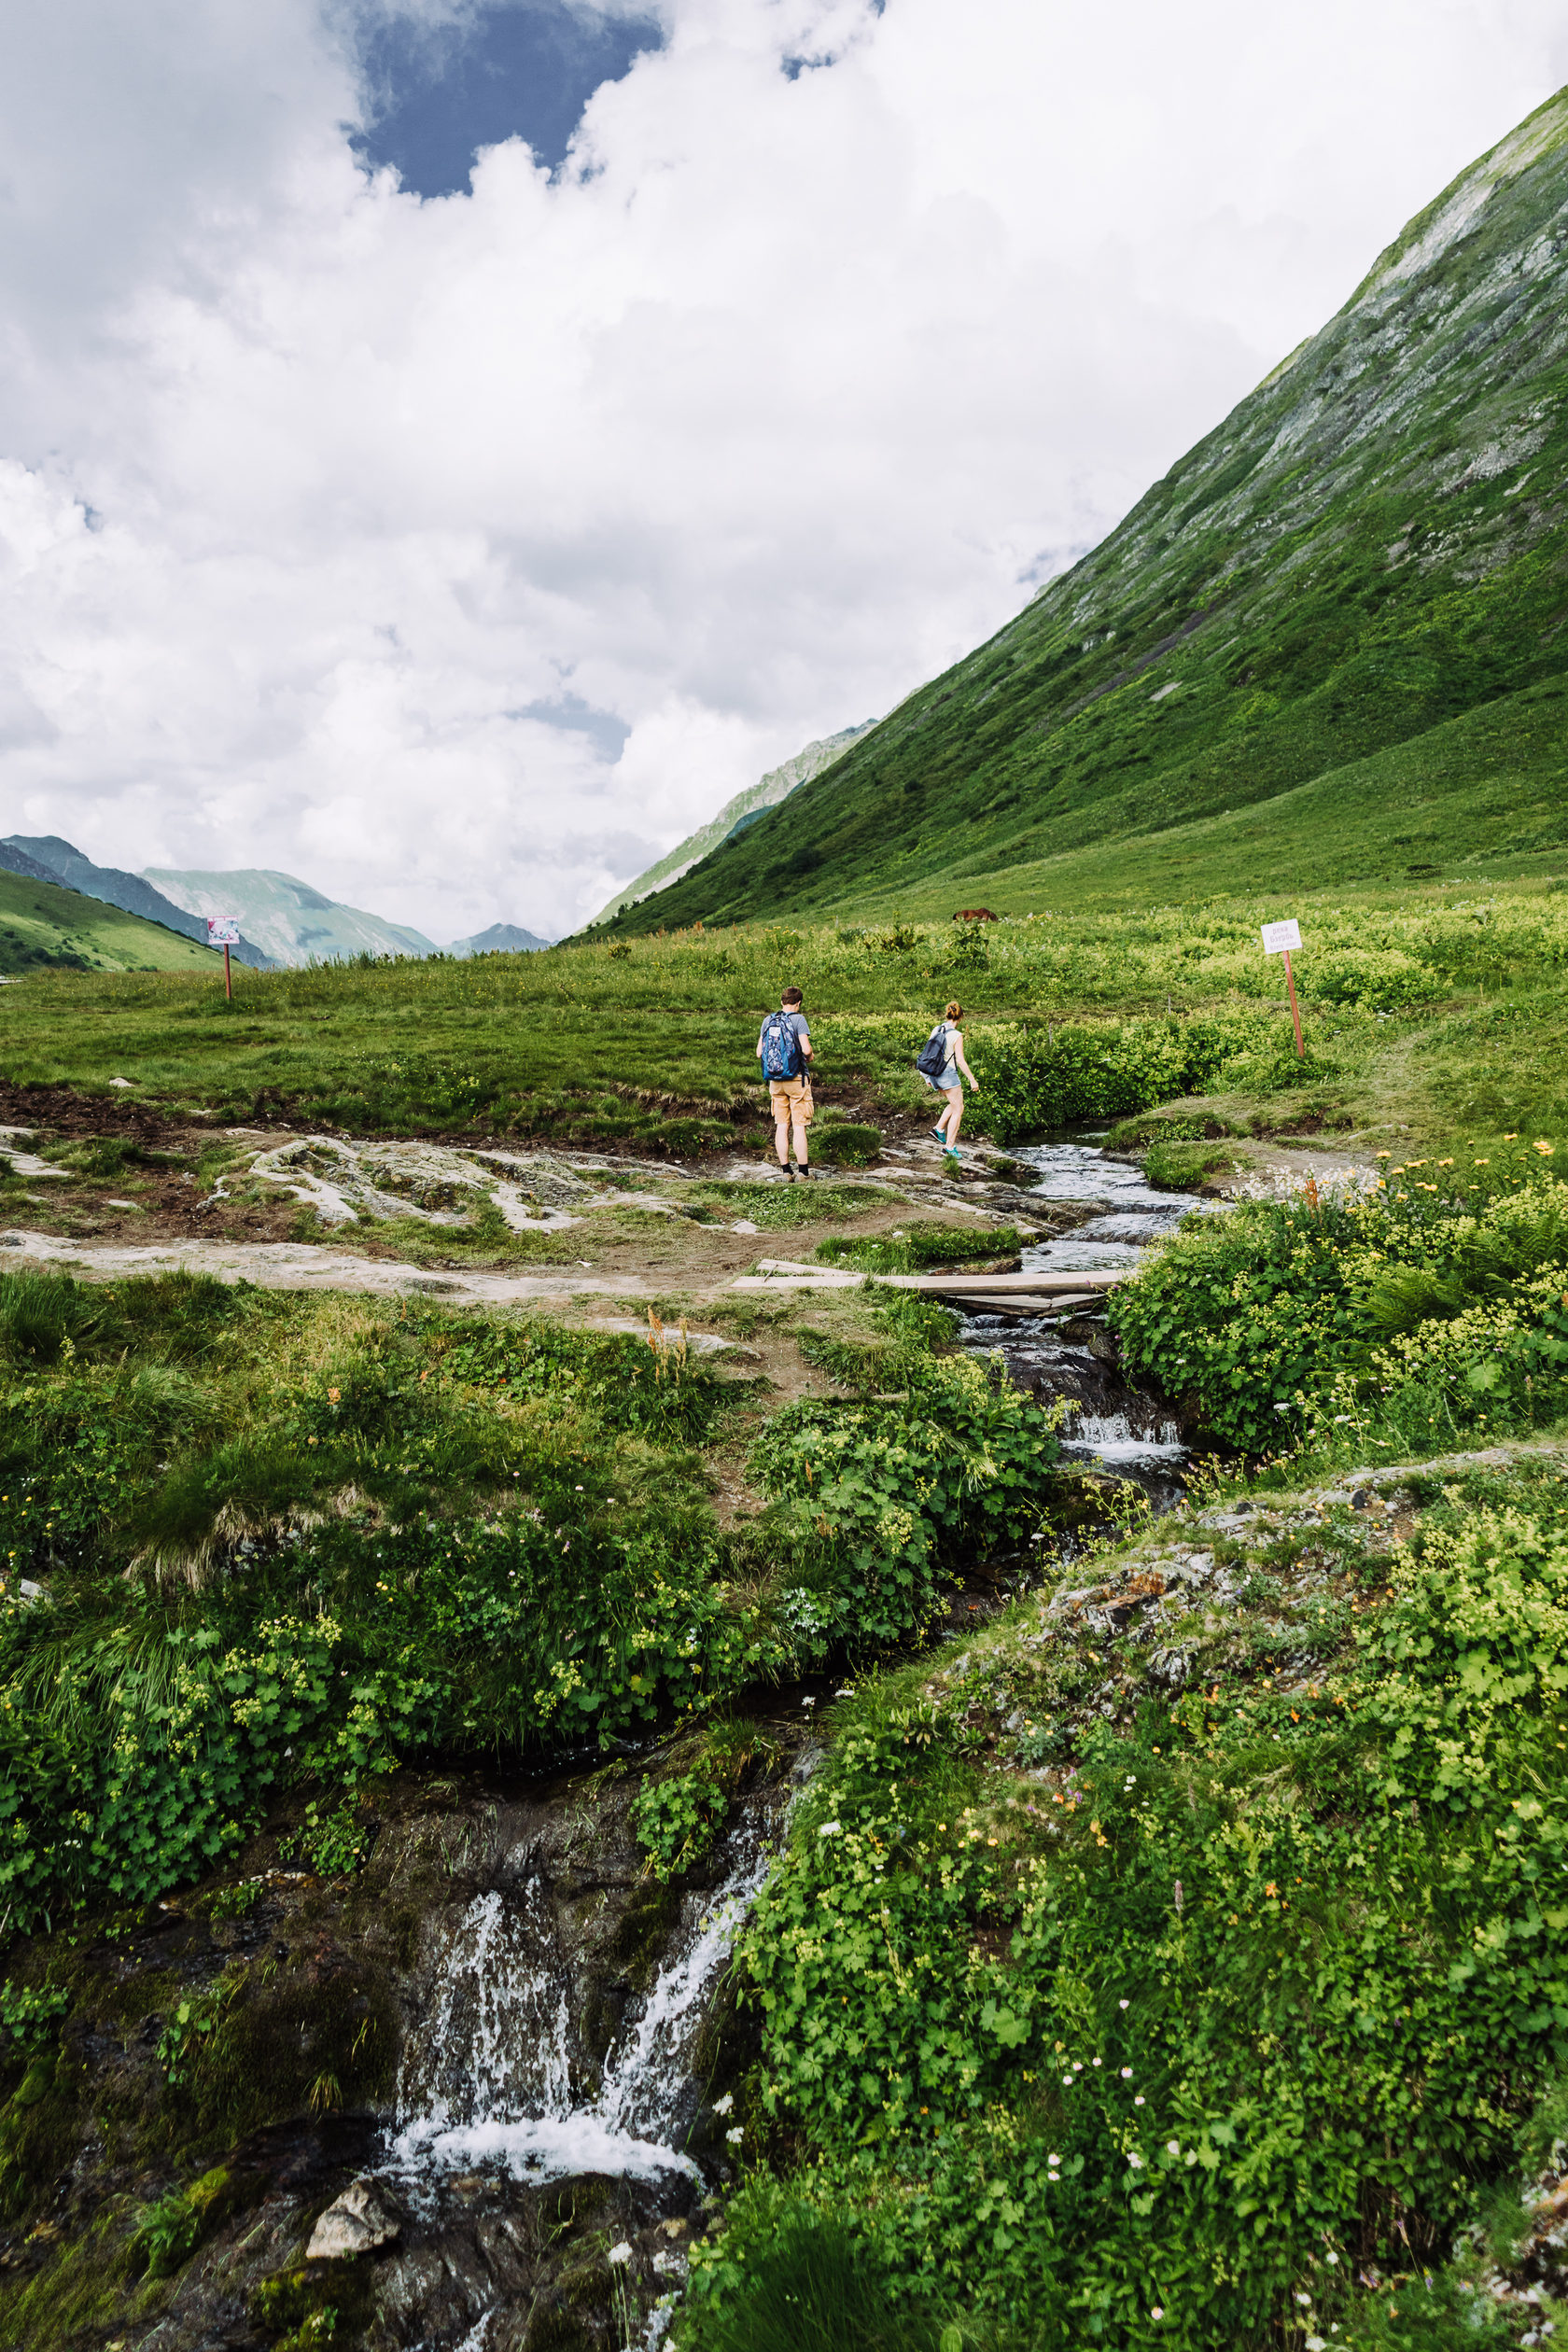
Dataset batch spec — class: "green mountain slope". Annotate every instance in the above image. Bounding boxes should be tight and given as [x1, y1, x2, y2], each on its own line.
[589, 721, 876, 924]
[610, 85, 1568, 932]
[6, 835, 275, 968]
[0, 870, 221, 975]
[855, 671, 1568, 915]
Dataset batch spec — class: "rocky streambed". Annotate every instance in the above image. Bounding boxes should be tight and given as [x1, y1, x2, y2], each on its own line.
[0, 1753, 803, 2351]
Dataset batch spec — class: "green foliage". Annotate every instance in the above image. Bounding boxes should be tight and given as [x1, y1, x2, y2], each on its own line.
[1109, 1157, 1568, 1451]
[0, 1267, 1019, 1927]
[817, 1225, 1020, 1276]
[751, 1352, 1061, 1648]
[0, 1981, 67, 2050]
[725, 1493, 1568, 2345]
[208, 1876, 263, 1920]
[680, 2188, 962, 2351]
[632, 1767, 729, 1882]
[970, 1014, 1279, 1144]
[811, 1123, 884, 1168]
[134, 2163, 242, 2277]
[282, 1796, 372, 1879]
[159, 1982, 236, 2085]
[1139, 1137, 1233, 1191]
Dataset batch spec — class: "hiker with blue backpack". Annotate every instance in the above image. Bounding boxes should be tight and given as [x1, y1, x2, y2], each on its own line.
[758, 987, 815, 1182]
[915, 1000, 980, 1162]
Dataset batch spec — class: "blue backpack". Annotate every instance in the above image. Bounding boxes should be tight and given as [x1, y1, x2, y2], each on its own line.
[761, 1011, 805, 1081]
[915, 1024, 949, 1082]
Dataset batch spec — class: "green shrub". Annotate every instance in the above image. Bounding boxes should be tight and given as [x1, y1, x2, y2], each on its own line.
[1108, 1159, 1568, 1451]
[1140, 1138, 1233, 1191]
[632, 1767, 728, 1881]
[817, 1225, 1020, 1276]
[970, 1014, 1279, 1143]
[134, 2163, 241, 2277]
[681, 2190, 960, 2351]
[751, 1351, 1061, 1647]
[0, 1982, 68, 2049]
[812, 1123, 883, 1167]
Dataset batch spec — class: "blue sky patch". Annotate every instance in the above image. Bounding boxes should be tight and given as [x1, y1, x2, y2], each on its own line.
[354, 2, 664, 196]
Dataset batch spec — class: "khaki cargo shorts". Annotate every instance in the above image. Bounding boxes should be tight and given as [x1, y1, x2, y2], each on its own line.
[768, 1075, 814, 1124]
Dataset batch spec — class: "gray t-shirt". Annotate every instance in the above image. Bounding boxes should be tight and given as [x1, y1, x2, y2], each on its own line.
[758, 1009, 811, 1071]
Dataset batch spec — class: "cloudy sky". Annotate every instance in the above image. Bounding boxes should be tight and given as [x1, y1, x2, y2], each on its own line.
[0, 0, 1563, 943]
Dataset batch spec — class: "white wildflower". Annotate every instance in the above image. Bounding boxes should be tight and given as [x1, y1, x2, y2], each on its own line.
[608, 2243, 633, 2266]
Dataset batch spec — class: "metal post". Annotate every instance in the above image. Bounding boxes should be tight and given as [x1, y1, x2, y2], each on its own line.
[223, 943, 232, 1003]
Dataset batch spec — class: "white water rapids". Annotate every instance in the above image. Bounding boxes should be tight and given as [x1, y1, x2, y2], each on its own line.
[385, 1829, 773, 2190]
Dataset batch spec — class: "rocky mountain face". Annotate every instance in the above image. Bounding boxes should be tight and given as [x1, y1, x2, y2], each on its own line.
[3, 838, 274, 968]
[590, 720, 876, 924]
[145, 869, 439, 970]
[611, 84, 1568, 929]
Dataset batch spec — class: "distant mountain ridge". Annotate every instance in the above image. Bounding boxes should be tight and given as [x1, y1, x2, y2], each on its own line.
[448, 923, 553, 957]
[609, 84, 1568, 931]
[4, 837, 274, 967]
[590, 721, 876, 924]
[144, 868, 555, 967]
[145, 868, 439, 969]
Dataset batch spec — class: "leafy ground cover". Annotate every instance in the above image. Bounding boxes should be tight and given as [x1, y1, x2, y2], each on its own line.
[683, 1452, 1568, 2352]
[1109, 1151, 1568, 1455]
[0, 1267, 1063, 1932]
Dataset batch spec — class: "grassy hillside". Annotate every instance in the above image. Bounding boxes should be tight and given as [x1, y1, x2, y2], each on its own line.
[861, 673, 1568, 917]
[608, 86, 1568, 933]
[0, 870, 221, 976]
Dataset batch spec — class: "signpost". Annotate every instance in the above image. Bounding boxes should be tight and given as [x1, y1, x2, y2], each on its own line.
[1260, 917, 1305, 1057]
[206, 917, 241, 1002]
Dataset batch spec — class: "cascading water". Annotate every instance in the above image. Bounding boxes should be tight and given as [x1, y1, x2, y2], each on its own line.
[386, 1822, 774, 2194]
[962, 1136, 1211, 1503]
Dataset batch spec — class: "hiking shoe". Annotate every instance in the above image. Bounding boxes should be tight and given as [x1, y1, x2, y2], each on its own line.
[796, 1165, 814, 1181]
[778, 1163, 796, 1182]
[930, 1126, 947, 1143]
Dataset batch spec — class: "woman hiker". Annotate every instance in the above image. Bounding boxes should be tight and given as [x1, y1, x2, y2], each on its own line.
[924, 1000, 980, 1159]
[757, 985, 815, 1181]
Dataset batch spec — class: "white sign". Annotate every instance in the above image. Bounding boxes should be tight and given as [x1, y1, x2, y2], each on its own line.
[206, 916, 242, 946]
[1260, 918, 1302, 956]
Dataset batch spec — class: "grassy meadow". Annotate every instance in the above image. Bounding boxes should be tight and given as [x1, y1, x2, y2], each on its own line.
[4, 875, 1568, 1162]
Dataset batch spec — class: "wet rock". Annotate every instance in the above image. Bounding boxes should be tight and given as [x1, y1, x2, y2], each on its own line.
[306, 2176, 402, 2260]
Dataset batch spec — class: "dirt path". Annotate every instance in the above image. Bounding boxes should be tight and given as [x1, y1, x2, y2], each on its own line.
[0, 1225, 665, 1308]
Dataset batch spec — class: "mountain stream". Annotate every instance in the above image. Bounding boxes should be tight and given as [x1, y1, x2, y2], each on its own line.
[959, 1137, 1204, 1509]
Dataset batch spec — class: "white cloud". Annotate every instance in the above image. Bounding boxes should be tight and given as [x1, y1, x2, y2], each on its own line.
[0, 0, 1562, 939]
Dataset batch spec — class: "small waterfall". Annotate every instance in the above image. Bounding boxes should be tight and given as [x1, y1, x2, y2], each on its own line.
[397, 1882, 571, 2127]
[386, 1826, 772, 2190]
[599, 1828, 773, 2137]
